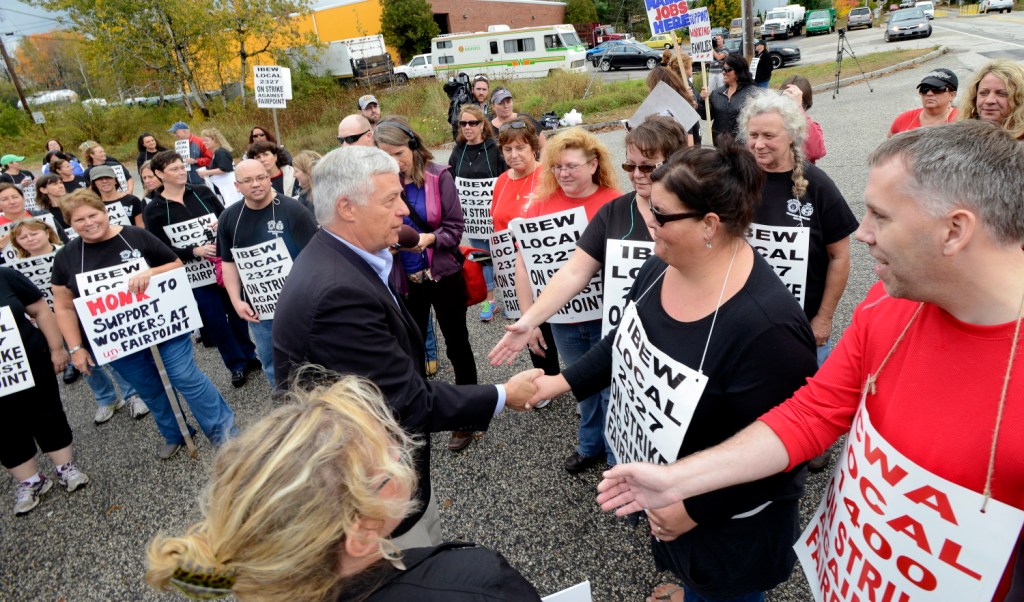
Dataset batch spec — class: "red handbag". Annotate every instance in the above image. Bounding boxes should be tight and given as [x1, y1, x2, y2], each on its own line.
[459, 246, 488, 307]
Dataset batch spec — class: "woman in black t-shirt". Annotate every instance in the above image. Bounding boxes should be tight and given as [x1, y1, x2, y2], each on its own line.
[52, 158, 87, 195]
[89, 165, 144, 227]
[83, 144, 134, 196]
[135, 132, 168, 171]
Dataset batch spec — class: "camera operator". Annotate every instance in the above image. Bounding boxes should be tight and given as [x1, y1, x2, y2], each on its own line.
[444, 73, 473, 139]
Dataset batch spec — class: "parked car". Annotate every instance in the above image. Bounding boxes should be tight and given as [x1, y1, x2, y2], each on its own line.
[592, 44, 664, 71]
[847, 6, 874, 29]
[915, 1, 935, 18]
[711, 26, 729, 38]
[585, 39, 631, 59]
[980, 0, 1013, 12]
[644, 33, 681, 49]
[805, 9, 837, 35]
[884, 7, 932, 41]
[392, 53, 433, 84]
[729, 16, 762, 38]
[899, 0, 916, 7]
[723, 37, 801, 69]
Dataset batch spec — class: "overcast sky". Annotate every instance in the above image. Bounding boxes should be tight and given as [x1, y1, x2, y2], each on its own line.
[0, 1, 66, 46]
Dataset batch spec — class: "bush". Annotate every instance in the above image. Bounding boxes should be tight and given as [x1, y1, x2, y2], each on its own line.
[0, 104, 30, 139]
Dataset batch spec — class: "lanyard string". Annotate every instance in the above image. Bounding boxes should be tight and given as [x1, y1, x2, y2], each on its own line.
[165, 188, 213, 226]
[456, 142, 495, 179]
[234, 195, 280, 241]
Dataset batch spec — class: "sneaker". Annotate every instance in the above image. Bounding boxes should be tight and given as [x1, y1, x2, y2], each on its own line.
[62, 363, 80, 384]
[159, 443, 182, 460]
[231, 369, 247, 388]
[56, 462, 89, 492]
[94, 398, 126, 424]
[479, 300, 495, 322]
[14, 475, 52, 516]
[127, 395, 149, 419]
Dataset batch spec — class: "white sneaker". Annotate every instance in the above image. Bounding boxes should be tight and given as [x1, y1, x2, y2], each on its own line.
[14, 475, 52, 516]
[56, 462, 89, 492]
[127, 395, 149, 419]
[94, 398, 126, 424]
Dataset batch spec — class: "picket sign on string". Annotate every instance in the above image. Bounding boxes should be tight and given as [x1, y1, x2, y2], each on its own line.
[111, 164, 129, 192]
[510, 207, 603, 323]
[0, 213, 59, 264]
[105, 201, 131, 227]
[11, 251, 57, 308]
[73, 267, 202, 365]
[232, 237, 293, 320]
[602, 239, 655, 337]
[489, 228, 521, 319]
[76, 258, 148, 297]
[795, 404, 1024, 602]
[174, 140, 192, 172]
[0, 305, 35, 397]
[21, 183, 37, 212]
[163, 214, 218, 288]
[455, 176, 498, 238]
[746, 223, 810, 308]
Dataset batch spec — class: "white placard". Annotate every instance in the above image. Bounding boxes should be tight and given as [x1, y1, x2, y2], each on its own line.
[105, 201, 131, 226]
[21, 183, 37, 212]
[455, 176, 497, 238]
[750, 56, 761, 77]
[0, 213, 58, 264]
[489, 228, 521, 319]
[254, 65, 289, 109]
[111, 164, 128, 192]
[511, 207, 603, 324]
[175, 139, 192, 172]
[746, 223, 809, 308]
[281, 67, 293, 100]
[11, 252, 57, 308]
[689, 7, 713, 62]
[602, 240, 655, 337]
[796, 404, 1024, 601]
[0, 305, 35, 397]
[232, 237, 293, 320]
[542, 580, 592, 602]
[605, 302, 706, 465]
[76, 258, 148, 297]
[74, 268, 202, 365]
[164, 215, 217, 288]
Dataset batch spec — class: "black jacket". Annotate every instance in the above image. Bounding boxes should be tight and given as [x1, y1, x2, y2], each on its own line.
[697, 83, 759, 138]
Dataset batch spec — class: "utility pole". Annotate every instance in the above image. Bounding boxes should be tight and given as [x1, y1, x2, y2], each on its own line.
[743, 0, 756, 63]
[0, 34, 34, 123]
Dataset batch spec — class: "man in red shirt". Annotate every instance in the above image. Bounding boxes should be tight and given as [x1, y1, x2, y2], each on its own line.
[595, 121, 1024, 601]
[167, 121, 213, 187]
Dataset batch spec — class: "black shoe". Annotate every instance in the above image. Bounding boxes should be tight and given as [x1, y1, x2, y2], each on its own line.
[62, 363, 80, 384]
[231, 370, 247, 388]
[244, 358, 263, 374]
[808, 451, 830, 473]
[564, 451, 603, 474]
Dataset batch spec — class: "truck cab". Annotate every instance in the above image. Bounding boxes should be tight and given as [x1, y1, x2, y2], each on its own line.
[393, 54, 434, 84]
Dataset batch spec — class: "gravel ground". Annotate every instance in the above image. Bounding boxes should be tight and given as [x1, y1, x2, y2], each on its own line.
[0, 55, 977, 601]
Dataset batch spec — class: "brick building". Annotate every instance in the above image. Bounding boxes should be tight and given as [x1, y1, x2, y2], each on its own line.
[429, 0, 567, 35]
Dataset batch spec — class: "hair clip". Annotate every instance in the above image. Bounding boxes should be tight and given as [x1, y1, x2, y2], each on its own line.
[169, 560, 236, 600]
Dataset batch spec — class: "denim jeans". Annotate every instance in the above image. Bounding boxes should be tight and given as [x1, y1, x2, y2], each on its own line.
[817, 337, 832, 367]
[83, 364, 138, 407]
[425, 311, 437, 362]
[249, 319, 275, 387]
[550, 320, 614, 463]
[467, 237, 494, 292]
[683, 588, 765, 602]
[756, 81, 770, 88]
[193, 284, 257, 373]
[110, 334, 236, 446]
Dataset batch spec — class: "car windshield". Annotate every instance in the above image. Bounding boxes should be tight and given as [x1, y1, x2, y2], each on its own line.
[851, 8, 869, 14]
[893, 8, 925, 19]
[809, 11, 829, 18]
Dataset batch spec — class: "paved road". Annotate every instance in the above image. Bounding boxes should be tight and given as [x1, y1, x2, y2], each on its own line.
[0, 37, 1010, 601]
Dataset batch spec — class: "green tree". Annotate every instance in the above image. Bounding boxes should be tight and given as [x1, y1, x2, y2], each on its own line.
[380, 0, 440, 64]
[706, 0, 741, 28]
[566, 0, 599, 23]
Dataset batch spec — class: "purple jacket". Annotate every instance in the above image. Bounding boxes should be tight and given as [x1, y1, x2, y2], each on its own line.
[391, 163, 465, 295]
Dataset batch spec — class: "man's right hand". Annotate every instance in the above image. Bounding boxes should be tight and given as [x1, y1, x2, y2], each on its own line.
[233, 299, 259, 323]
[488, 322, 545, 366]
[596, 463, 683, 515]
[503, 368, 543, 412]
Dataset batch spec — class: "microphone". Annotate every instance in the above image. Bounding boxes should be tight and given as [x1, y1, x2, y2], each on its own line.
[397, 224, 420, 248]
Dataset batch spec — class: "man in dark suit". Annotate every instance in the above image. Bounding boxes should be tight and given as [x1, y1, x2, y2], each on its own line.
[273, 145, 541, 549]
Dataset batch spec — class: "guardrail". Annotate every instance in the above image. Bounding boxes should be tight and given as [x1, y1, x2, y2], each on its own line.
[958, 4, 980, 15]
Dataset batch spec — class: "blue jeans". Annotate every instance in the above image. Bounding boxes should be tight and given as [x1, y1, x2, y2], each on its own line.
[817, 337, 832, 367]
[110, 334, 235, 446]
[83, 364, 138, 407]
[249, 319, 275, 387]
[425, 312, 438, 362]
[467, 237, 494, 292]
[193, 284, 256, 373]
[683, 588, 765, 602]
[550, 320, 614, 463]
[756, 81, 770, 88]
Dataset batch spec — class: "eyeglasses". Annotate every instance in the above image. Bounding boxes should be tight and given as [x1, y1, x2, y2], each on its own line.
[499, 120, 529, 132]
[722, 67, 734, 73]
[551, 160, 593, 174]
[621, 162, 662, 175]
[252, 132, 267, 138]
[237, 174, 270, 186]
[649, 203, 704, 227]
[337, 130, 370, 145]
[458, 120, 482, 127]
[918, 85, 950, 95]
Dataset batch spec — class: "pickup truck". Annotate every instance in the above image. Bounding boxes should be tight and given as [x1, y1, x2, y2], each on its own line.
[805, 9, 836, 35]
[393, 54, 434, 84]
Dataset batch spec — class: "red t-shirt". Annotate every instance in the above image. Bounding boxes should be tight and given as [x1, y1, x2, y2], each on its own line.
[524, 186, 620, 221]
[490, 168, 542, 234]
[0, 211, 35, 226]
[888, 107, 960, 136]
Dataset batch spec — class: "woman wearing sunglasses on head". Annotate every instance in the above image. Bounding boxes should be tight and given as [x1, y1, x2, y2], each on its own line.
[698, 54, 759, 142]
[888, 68, 960, 137]
[525, 145, 818, 602]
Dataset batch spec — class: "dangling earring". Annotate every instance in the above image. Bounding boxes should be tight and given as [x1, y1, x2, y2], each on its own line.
[706, 240, 713, 249]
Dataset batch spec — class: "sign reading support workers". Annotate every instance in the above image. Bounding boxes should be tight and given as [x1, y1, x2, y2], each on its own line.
[0, 305, 35, 397]
[489, 228, 521, 319]
[646, 0, 689, 35]
[688, 7, 713, 61]
[74, 268, 202, 365]
[233, 237, 293, 320]
[254, 65, 289, 109]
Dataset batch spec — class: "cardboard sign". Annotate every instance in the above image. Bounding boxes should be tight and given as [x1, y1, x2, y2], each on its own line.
[11, 251, 57, 308]
[74, 268, 202, 365]
[232, 237, 293, 320]
[542, 581, 592, 602]
[602, 240, 655, 337]
[175, 140, 192, 172]
[455, 176, 497, 238]
[605, 302, 707, 464]
[0, 213, 59, 264]
[746, 223, 809, 308]
[164, 215, 217, 288]
[688, 7, 713, 61]
[0, 305, 35, 397]
[105, 201, 131, 226]
[750, 56, 761, 76]
[646, 0, 689, 35]
[76, 258, 148, 297]
[111, 164, 128, 192]
[627, 82, 700, 132]
[254, 65, 289, 109]
[21, 183, 37, 212]
[489, 228, 521, 319]
[511, 208, 603, 324]
[796, 404, 1024, 601]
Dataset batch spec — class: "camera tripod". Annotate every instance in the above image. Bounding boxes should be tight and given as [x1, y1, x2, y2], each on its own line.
[832, 28, 874, 99]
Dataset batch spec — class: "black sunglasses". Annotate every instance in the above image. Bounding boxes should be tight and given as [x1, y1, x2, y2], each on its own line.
[499, 120, 529, 132]
[917, 85, 950, 95]
[621, 162, 662, 175]
[722, 67, 734, 73]
[337, 130, 370, 145]
[650, 204, 704, 227]
[458, 120, 482, 127]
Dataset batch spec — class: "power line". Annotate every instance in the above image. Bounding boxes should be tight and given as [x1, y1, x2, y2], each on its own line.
[0, 7, 64, 23]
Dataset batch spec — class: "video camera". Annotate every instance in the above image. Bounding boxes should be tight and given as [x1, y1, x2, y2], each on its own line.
[444, 73, 473, 138]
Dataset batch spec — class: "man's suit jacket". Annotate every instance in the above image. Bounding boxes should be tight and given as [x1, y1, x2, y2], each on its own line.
[273, 229, 499, 535]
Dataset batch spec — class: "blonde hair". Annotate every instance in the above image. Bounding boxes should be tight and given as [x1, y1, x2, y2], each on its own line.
[11, 219, 61, 258]
[200, 128, 234, 154]
[146, 374, 419, 602]
[958, 59, 1024, 140]
[536, 127, 619, 200]
[83, 142, 105, 165]
[61, 189, 106, 225]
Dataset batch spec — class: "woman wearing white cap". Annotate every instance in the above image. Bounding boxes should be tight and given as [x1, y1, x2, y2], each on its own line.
[889, 68, 959, 136]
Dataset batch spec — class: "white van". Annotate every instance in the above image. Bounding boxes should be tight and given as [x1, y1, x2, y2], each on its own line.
[431, 24, 587, 80]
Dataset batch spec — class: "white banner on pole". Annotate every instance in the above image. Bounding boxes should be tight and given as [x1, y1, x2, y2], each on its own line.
[689, 7, 713, 61]
[254, 65, 289, 109]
